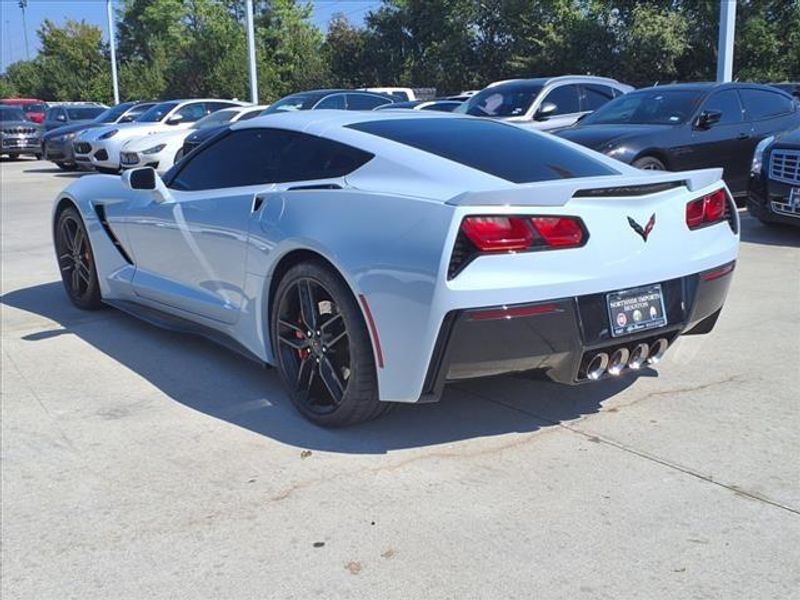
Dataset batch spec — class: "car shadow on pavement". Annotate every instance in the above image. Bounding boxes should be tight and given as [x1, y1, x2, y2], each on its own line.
[739, 213, 800, 247]
[21, 166, 86, 178]
[2, 281, 645, 455]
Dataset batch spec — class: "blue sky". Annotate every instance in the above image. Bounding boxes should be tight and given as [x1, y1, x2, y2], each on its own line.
[0, 0, 381, 71]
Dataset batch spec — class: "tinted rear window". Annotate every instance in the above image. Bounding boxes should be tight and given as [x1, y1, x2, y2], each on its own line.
[347, 118, 617, 183]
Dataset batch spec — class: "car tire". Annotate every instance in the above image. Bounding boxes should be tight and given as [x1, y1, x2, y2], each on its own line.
[8, 153, 19, 160]
[271, 260, 389, 427]
[633, 156, 666, 171]
[54, 206, 103, 310]
[55, 161, 78, 171]
[34, 153, 43, 160]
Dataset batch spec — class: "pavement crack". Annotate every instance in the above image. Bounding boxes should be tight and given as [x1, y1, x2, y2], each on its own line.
[458, 387, 800, 517]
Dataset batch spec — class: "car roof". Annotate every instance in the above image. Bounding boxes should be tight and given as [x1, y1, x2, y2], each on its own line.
[635, 82, 788, 93]
[489, 75, 625, 87]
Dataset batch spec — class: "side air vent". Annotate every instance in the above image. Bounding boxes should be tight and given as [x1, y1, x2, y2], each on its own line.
[573, 181, 685, 198]
[93, 204, 133, 264]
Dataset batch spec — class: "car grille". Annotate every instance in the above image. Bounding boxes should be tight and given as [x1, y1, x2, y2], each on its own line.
[74, 142, 91, 154]
[769, 149, 800, 184]
[120, 151, 139, 165]
[3, 127, 37, 135]
[94, 149, 109, 161]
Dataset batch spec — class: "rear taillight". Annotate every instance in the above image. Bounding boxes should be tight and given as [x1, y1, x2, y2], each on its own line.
[686, 189, 729, 230]
[449, 215, 588, 278]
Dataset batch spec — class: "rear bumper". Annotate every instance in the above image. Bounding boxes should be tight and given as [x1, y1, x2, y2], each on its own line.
[419, 262, 734, 402]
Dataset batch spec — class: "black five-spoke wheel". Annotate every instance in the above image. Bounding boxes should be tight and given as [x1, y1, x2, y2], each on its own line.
[55, 206, 102, 309]
[271, 261, 386, 427]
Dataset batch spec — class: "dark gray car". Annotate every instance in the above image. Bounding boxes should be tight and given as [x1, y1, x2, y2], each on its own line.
[43, 105, 107, 131]
[0, 106, 44, 159]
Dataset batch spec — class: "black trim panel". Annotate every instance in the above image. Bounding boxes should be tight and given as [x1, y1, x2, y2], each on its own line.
[573, 181, 685, 197]
[93, 204, 133, 264]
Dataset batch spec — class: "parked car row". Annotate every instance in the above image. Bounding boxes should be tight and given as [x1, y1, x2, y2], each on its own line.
[4, 76, 799, 231]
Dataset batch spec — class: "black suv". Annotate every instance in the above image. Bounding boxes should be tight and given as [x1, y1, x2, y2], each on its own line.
[748, 127, 800, 227]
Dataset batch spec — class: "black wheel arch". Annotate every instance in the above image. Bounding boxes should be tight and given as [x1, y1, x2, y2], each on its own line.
[632, 150, 671, 169]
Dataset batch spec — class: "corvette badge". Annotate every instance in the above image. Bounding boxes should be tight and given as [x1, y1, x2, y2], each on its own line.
[628, 214, 656, 242]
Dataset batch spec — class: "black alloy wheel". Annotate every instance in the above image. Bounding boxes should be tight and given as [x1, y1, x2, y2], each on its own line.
[271, 261, 386, 427]
[55, 207, 103, 310]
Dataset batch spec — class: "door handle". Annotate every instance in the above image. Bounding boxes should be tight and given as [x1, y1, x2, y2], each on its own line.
[736, 133, 751, 140]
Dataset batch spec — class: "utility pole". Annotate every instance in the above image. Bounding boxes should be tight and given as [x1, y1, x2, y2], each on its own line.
[4, 20, 13, 68]
[716, 0, 736, 82]
[18, 0, 30, 60]
[245, 0, 258, 103]
[106, 0, 120, 104]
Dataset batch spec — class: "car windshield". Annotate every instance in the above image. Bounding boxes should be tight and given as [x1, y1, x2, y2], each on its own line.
[261, 93, 325, 115]
[191, 109, 237, 129]
[92, 102, 135, 123]
[583, 90, 704, 125]
[136, 101, 179, 123]
[457, 83, 544, 117]
[22, 103, 47, 113]
[0, 106, 28, 122]
[65, 106, 105, 120]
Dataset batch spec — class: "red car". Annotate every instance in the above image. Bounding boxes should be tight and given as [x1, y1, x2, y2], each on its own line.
[1, 98, 48, 124]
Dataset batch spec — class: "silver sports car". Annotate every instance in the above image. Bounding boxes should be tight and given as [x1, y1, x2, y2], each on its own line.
[52, 110, 738, 426]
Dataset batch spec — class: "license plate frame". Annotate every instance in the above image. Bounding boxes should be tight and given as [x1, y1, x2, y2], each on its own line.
[607, 284, 668, 338]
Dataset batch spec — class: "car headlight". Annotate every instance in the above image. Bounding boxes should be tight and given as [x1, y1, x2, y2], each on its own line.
[99, 129, 118, 140]
[142, 144, 166, 155]
[56, 132, 77, 142]
[750, 136, 774, 175]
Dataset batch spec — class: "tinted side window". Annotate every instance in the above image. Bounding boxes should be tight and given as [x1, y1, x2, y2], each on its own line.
[582, 85, 615, 111]
[207, 101, 239, 113]
[701, 90, 744, 124]
[170, 128, 373, 191]
[315, 94, 346, 109]
[347, 94, 392, 110]
[347, 118, 617, 183]
[238, 109, 263, 121]
[740, 89, 794, 120]
[175, 103, 207, 122]
[541, 85, 581, 115]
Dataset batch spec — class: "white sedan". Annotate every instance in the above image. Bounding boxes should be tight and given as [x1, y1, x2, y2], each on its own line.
[72, 99, 245, 173]
[119, 105, 266, 174]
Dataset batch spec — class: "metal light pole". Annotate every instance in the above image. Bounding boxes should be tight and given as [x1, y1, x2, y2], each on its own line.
[245, 0, 258, 103]
[106, 0, 120, 104]
[716, 0, 736, 82]
[4, 20, 13, 67]
[18, 0, 30, 59]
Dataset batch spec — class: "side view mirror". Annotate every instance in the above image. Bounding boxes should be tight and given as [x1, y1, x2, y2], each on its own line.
[122, 167, 172, 202]
[696, 110, 722, 129]
[119, 115, 133, 123]
[166, 114, 184, 126]
[535, 102, 558, 120]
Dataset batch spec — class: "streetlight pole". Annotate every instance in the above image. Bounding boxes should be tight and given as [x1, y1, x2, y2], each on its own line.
[106, 0, 120, 104]
[18, 0, 30, 60]
[716, 0, 736, 82]
[245, 0, 258, 103]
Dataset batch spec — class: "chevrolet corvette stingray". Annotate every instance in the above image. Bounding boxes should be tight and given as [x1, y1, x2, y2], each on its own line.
[52, 111, 739, 426]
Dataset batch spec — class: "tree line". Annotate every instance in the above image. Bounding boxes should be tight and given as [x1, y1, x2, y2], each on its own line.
[1, 0, 798, 103]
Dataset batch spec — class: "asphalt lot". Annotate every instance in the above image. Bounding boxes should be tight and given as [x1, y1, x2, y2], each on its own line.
[1, 156, 799, 599]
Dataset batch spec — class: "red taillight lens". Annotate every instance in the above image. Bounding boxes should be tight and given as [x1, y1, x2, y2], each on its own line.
[461, 216, 533, 252]
[686, 188, 728, 229]
[530, 217, 585, 247]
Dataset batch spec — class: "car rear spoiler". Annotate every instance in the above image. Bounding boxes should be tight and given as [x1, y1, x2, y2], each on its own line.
[446, 168, 723, 207]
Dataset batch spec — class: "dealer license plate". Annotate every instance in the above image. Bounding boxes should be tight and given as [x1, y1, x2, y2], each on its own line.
[607, 284, 667, 338]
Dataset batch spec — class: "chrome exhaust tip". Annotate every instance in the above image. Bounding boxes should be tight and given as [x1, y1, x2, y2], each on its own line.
[628, 343, 649, 370]
[647, 338, 669, 365]
[586, 352, 609, 380]
[607, 347, 630, 376]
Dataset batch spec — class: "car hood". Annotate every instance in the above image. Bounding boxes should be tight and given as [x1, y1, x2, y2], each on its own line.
[1, 120, 43, 132]
[84, 122, 169, 141]
[556, 124, 673, 150]
[772, 126, 800, 148]
[123, 129, 189, 150]
[185, 125, 226, 144]
[43, 122, 105, 140]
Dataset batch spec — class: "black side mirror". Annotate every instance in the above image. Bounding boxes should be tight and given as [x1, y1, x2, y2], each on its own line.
[696, 110, 722, 129]
[126, 167, 156, 190]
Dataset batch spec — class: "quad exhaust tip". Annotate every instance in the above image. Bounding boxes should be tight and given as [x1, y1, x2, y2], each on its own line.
[586, 352, 609, 380]
[647, 338, 669, 365]
[608, 347, 630, 376]
[628, 343, 649, 370]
